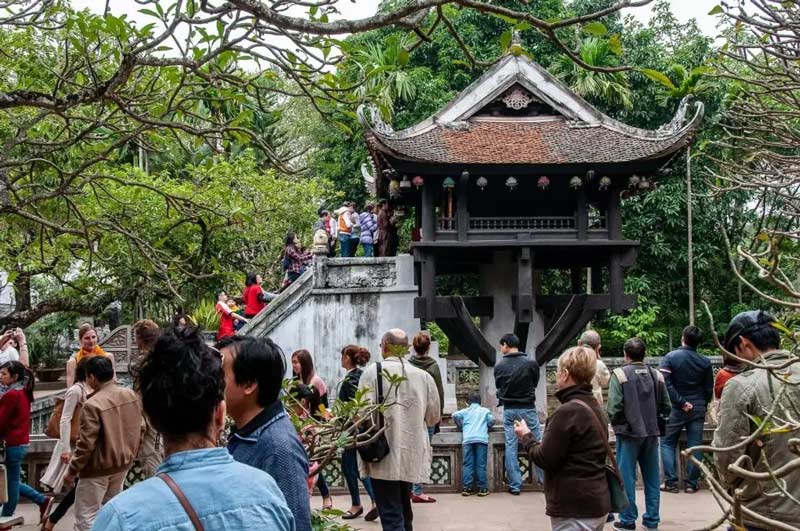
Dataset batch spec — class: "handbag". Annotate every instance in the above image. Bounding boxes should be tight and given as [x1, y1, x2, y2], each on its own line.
[45, 396, 82, 445]
[648, 368, 668, 437]
[158, 473, 204, 531]
[572, 399, 630, 513]
[357, 362, 391, 463]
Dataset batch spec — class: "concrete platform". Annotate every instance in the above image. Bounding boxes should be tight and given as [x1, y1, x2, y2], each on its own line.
[11, 490, 725, 530]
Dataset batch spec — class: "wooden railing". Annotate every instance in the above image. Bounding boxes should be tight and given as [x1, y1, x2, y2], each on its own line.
[438, 217, 456, 231]
[468, 216, 576, 231]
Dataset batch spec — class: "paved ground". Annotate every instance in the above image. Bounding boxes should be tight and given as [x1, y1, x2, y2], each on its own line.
[11, 490, 725, 530]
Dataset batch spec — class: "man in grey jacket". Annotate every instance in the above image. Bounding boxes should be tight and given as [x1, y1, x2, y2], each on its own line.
[714, 311, 800, 531]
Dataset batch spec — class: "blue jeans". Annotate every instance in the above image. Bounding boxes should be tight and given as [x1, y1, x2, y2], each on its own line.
[617, 436, 660, 529]
[342, 448, 374, 507]
[503, 408, 543, 491]
[1, 445, 45, 517]
[462, 443, 488, 491]
[338, 234, 351, 257]
[362, 243, 374, 257]
[660, 409, 705, 490]
[412, 426, 436, 496]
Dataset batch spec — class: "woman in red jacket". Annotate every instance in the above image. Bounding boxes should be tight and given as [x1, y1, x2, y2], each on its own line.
[0, 361, 52, 527]
[243, 273, 266, 318]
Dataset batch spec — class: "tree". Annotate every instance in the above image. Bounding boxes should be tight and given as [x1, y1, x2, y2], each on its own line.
[550, 37, 632, 108]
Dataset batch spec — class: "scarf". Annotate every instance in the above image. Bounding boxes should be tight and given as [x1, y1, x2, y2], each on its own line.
[75, 344, 108, 364]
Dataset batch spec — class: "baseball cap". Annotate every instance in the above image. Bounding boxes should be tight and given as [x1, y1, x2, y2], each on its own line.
[723, 310, 777, 352]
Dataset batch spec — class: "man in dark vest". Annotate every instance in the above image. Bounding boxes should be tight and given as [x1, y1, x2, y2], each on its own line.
[607, 338, 671, 531]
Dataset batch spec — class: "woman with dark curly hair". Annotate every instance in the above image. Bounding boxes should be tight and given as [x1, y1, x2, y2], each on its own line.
[92, 328, 294, 531]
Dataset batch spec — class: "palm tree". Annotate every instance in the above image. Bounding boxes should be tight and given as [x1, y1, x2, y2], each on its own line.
[645, 64, 713, 105]
[550, 38, 632, 109]
[351, 34, 416, 119]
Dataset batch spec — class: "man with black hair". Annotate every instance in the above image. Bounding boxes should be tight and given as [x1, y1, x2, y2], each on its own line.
[493, 333, 543, 495]
[658, 325, 713, 494]
[714, 311, 800, 531]
[63, 356, 143, 531]
[607, 338, 671, 531]
[93, 329, 294, 531]
[220, 335, 311, 531]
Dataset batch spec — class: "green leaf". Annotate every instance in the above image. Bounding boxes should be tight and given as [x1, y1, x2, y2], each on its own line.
[139, 8, 159, 18]
[499, 29, 512, 50]
[514, 21, 532, 32]
[309, 5, 318, 16]
[639, 68, 677, 90]
[708, 5, 724, 15]
[397, 48, 409, 66]
[609, 34, 623, 56]
[583, 22, 608, 36]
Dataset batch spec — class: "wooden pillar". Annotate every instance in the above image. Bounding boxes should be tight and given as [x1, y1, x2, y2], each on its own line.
[576, 188, 588, 240]
[608, 187, 622, 240]
[591, 266, 603, 294]
[609, 253, 623, 313]
[570, 268, 582, 294]
[421, 251, 436, 320]
[457, 171, 470, 241]
[517, 248, 534, 324]
[421, 178, 435, 242]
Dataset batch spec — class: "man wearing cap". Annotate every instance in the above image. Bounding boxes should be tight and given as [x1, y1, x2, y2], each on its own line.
[714, 311, 800, 531]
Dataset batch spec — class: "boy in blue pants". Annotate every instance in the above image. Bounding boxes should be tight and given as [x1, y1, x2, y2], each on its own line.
[453, 391, 494, 496]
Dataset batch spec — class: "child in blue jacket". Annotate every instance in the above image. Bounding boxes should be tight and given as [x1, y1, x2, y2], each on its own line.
[453, 391, 494, 496]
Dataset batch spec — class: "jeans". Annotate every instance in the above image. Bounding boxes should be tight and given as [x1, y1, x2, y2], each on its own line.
[372, 479, 413, 531]
[660, 409, 705, 490]
[503, 408, 543, 491]
[362, 243, 374, 257]
[316, 471, 330, 498]
[617, 435, 661, 529]
[338, 234, 351, 257]
[1, 445, 45, 517]
[349, 238, 359, 257]
[342, 448, 374, 507]
[412, 426, 436, 496]
[462, 443, 488, 491]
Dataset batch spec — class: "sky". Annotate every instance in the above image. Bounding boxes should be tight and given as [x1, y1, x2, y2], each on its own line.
[73, 0, 728, 37]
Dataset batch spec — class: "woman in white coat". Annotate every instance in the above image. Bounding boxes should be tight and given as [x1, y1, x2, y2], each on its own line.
[40, 358, 91, 530]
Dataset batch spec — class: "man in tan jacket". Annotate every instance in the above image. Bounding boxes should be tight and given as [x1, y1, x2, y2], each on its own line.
[63, 356, 143, 531]
[359, 328, 441, 531]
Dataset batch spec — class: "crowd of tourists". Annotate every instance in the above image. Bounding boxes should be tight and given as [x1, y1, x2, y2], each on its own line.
[313, 200, 399, 259]
[1, 310, 799, 531]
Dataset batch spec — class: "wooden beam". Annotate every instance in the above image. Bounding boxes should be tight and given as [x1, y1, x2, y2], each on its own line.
[537, 294, 636, 313]
[570, 268, 582, 294]
[457, 171, 469, 241]
[609, 253, 624, 313]
[420, 251, 436, 320]
[414, 296, 494, 319]
[608, 187, 622, 240]
[591, 266, 603, 294]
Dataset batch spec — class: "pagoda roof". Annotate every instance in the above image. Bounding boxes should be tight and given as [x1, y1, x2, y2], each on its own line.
[359, 54, 703, 167]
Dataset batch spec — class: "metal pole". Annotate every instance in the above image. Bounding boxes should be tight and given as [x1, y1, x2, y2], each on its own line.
[687, 146, 695, 325]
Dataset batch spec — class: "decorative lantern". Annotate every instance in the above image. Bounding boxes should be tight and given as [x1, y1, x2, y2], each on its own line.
[629, 175, 640, 188]
[586, 169, 595, 181]
[476, 176, 488, 190]
[389, 179, 401, 198]
[638, 178, 651, 191]
[412, 175, 424, 189]
[599, 176, 611, 191]
[505, 176, 518, 191]
[442, 177, 456, 190]
[400, 175, 411, 189]
[537, 176, 550, 190]
[569, 176, 582, 190]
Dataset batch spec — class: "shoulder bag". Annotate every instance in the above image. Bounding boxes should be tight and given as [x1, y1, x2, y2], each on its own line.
[357, 362, 391, 463]
[572, 399, 630, 513]
[45, 397, 82, 445]
[648, 367, 668, 436]
[158, 472, 204, 531]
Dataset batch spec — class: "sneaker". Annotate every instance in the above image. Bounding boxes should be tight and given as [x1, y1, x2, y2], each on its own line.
[660, 484, 679, 494]
[606, 514, 615, 522]
[507, 488, 520, 496]
[612, 522, 636, 531]
[477, 489, 489, 497]
[461, 489, 473, 497]
[684, 486, 698, 493]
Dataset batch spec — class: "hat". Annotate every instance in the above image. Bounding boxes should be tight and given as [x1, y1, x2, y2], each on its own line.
[723, 310, 777, 352]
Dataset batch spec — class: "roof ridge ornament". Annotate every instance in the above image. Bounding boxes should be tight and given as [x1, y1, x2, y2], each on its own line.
[656, 96, 694, 136]
[357, 104, 395, 137]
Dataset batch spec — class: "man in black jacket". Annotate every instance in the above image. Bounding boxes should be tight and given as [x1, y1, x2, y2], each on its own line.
[493, 333, 543, 494]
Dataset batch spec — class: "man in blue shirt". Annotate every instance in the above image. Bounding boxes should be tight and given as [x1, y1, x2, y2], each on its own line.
[658, 325, 713, 494]
[219, 336, 312, 531]
[93, 329, 294, 531]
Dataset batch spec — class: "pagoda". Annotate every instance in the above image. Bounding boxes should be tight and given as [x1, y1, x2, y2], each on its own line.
[359, 53, 702, 407]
